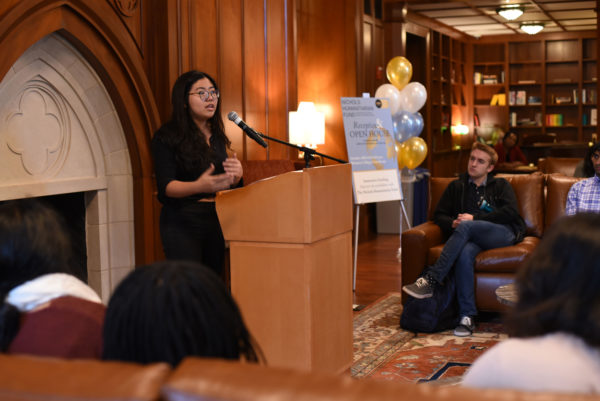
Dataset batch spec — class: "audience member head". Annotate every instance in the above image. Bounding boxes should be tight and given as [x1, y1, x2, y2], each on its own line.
[506, 213, 600, 347]
[581, 141, 600, 177]
[102, 260, 263, 366]
[502, 131, 519, 149]
[471, 141, 498, 166]
[0, 198, 73, 350]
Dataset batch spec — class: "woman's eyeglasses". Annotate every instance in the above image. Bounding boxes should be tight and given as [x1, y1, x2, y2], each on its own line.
[189, 89, 219, 101]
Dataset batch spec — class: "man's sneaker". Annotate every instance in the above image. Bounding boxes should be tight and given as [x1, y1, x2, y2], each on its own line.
[402, 276, 434, 299]
[453, 316, 475, 337]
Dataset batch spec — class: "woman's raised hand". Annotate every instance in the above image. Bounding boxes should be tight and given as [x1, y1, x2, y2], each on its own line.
[195, 164, 233, 193]
[223, 153, 243, 186]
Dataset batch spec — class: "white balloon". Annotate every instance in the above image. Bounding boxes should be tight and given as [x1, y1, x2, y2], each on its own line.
[375, 83, 401, 115]
[398, 82, 428, 113]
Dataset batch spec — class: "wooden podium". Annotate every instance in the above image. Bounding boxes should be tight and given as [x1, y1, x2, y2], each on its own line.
[216, 164, 353, 373]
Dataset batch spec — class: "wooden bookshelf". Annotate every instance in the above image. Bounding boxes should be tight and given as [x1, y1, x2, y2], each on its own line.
[470, 33, 597, 148]
[428, 31, 470, 154]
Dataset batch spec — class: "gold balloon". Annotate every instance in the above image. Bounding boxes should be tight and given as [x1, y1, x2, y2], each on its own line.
[386, 57, 413, 90]
[395, 143, 406, 170]
[400, 137, 428, 169]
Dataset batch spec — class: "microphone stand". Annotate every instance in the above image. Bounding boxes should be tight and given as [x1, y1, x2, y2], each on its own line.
[257, 132, 347, 168]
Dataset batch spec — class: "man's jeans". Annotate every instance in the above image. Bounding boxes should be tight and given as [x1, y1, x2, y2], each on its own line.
[427, 220, 516, 317]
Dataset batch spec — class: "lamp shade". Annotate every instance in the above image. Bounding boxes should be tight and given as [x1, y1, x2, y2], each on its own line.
[520, 22, 544, 35]
[496, 5, 524, 21]
[289, 102, 325, 146]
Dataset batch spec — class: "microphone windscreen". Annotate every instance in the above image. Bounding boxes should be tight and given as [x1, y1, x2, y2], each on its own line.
[227, 111, 238, 121]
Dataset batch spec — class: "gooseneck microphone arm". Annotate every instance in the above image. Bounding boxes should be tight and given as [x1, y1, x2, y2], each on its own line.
[227, 111, 347, 168]
[257, 132, 347, 168]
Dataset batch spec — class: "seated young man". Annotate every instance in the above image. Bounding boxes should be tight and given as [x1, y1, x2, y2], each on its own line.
[403, 142, 526, 336]
[566, 142, 600, 214]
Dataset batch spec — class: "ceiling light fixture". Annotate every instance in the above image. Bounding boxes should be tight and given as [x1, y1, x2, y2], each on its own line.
[520, 22, 545, 35]
[496, 5, 525, 21]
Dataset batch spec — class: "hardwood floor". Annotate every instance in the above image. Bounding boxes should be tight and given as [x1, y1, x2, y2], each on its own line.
[353, 234, 403, 307]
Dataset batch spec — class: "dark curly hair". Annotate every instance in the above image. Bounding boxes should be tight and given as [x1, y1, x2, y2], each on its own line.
[505, 213, 600, 347]
[155, 71, 231, 176]
[102, 260, 264, 366]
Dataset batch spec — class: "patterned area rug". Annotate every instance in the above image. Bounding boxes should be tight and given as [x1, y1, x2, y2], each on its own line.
[352, 292, 508, 385]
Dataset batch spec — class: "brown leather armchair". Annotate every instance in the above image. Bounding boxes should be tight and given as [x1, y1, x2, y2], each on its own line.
[401, 173, 582, 312]
[2, 354, 598, 401]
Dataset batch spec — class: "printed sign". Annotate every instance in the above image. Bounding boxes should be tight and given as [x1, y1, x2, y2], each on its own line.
[341, 97, 401, 204]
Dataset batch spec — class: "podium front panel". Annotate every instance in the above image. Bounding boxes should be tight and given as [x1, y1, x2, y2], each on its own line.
[216, 164, 352, 244]
[229, 232, 353, 373]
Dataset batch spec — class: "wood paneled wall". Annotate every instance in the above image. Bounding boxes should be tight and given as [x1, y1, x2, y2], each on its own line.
[0, 0, 362, 263]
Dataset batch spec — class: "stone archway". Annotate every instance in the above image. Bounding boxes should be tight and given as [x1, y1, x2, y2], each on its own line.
[0, 34, 135, 302]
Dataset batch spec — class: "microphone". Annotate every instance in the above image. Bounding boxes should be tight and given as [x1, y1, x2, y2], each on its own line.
[227, 111, 268, 148]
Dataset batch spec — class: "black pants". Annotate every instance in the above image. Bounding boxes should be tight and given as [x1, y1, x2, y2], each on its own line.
[159, 201, 225, 277]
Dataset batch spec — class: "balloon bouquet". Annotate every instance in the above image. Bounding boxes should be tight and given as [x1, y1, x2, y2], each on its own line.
[375, 57, 428, 178]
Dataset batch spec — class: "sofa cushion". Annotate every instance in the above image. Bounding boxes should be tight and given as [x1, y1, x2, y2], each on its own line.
[496, 173, 545, 237]
[539, 157, 582, 176]
[545, 173, 583, 229]
[0, 354, 170, 401]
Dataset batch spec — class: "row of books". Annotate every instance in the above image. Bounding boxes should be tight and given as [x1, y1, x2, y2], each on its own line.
[508, 91, 537, 105]
[582, 109, 598, 126]
[509, 112, 542, 127]
[474, 72, 504, 85]
[509, 110, 597, 127]
[546, 114, 564, 126]
[507, 90, 597, 105]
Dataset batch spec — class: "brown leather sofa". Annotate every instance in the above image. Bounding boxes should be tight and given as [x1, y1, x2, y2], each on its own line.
[1, 354, 598, 401]
[538, 157, 582, 176]
[401, 172, 582, 312]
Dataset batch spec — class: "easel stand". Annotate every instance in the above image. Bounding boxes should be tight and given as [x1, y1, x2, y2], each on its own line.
[352, 183, 411, 292]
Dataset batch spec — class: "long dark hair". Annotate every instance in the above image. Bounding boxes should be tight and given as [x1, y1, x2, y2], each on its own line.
[102, 260, 263, 366]
[581, 142, 600, 177]
[505, 213, 600, 347]
[0, 199, 73, 351]
[156, 70, 231, 175]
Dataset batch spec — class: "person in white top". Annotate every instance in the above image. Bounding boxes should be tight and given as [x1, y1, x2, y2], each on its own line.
[462, 213, 600, 394]
[0, 198, 104, 358]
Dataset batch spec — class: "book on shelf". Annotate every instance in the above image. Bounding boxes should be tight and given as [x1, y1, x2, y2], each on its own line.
[517, 80, 536, 84]
[527, 96, 541, 105]
[516, 91, 526, 105]
[490, 93, 506, 106]
[482, 74, 498, 84]
[592, 109, 598, 126]
[510, 112, 517, 127]
[474, 72, 482, 84]
[555, 96, 572, 104]
[535, 112, 542, 126]
[572, 89, 578, 104]
[582, 88, 597, 104]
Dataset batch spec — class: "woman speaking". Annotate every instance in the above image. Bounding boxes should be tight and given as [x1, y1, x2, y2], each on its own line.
[152, 71, 243, 277]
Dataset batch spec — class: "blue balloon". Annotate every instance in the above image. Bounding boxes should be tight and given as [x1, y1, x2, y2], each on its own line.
[413, 112, 424, 136]
[393, 111, 422, 142]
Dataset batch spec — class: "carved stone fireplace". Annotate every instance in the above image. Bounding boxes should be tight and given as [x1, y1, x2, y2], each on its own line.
[0, 33, 135, 303]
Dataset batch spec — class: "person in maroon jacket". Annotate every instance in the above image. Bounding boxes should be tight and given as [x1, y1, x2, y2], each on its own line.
[494, 131, 528, 169]
[0, 198, 105, 359]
